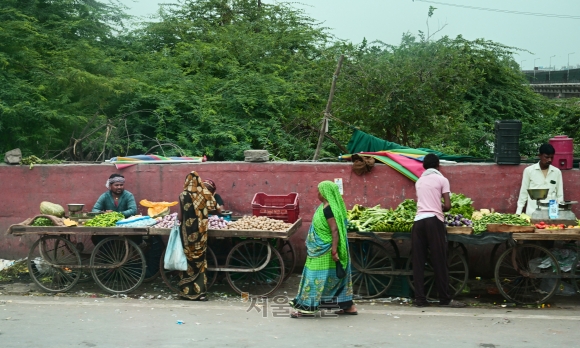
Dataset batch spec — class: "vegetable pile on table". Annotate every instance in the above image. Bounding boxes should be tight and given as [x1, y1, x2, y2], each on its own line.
[209, 215, 230, 229]
[153, 213, 179, 228]
[444, 214, 472, 227]
[447, 194, 474, 219]
[347, 193, 476, 232]
[226, 216, 291, 232]
[346, 199, 416, 232]
[84, 212, 125, 227]
[31, 217, 54, 226]
[472, 213, 531, 234]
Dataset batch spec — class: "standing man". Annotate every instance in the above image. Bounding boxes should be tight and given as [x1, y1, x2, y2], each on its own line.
[516, 144, 564, 215]
[412, 154, 465, 308]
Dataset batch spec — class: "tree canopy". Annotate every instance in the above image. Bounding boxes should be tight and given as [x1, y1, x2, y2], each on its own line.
[1, 0, 578, 161]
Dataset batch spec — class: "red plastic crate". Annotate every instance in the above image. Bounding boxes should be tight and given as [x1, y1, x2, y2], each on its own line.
[251, 192, 300, 223]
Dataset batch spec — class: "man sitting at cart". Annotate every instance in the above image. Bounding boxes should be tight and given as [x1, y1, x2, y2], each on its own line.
[91, 174, 140, 246]
[92, 173, 138, 218]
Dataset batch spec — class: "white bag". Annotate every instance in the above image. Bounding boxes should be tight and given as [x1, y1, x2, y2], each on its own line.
[164, 223, 188, 271]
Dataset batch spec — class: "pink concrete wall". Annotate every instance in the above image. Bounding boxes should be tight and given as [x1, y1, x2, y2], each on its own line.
[2, 162, 580, 275]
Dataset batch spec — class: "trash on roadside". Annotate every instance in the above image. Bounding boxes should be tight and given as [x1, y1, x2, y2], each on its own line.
[177, 320, 185, 325]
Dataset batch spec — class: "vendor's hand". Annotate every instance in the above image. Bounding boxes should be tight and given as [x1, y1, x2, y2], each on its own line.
[105, 210, 112, 213]
[331, 251, 339, 262]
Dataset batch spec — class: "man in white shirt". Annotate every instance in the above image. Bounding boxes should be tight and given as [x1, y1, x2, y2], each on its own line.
[516, 144, 564, 215]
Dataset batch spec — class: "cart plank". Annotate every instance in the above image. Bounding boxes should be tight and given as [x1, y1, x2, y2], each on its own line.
[149, 218, 302, 239]
[514, 233, 580, 241]
[9, 225, 150, 236]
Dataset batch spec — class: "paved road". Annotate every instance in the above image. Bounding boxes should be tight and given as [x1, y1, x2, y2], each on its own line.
[1, 295, 579, 348]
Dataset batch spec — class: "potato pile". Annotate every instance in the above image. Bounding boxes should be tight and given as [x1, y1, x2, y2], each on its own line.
[226, 216, 291, 232]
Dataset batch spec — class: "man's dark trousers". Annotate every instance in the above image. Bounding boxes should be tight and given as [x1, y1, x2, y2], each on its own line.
[411, 216, 451, 305]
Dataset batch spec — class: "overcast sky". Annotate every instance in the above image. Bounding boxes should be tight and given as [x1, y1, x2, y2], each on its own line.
[118, 0, 580, 70]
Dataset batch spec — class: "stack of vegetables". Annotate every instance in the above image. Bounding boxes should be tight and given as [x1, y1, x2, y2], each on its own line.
[471, 211, 531, 234]
[347, 193, 476, 233]
[347, 199, 416, 232]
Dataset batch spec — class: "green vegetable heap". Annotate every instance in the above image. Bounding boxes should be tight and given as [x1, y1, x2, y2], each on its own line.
[472, 213, 530, 234]
[347, 199, 417, 233]
[31, 217, 54, 226]
[447, 193, 474, 219]
[84, 212, 125, 227]
[347, 193, 475, 233]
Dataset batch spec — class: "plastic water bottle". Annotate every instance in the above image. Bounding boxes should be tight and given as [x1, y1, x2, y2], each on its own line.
[548, 199, 559, 219]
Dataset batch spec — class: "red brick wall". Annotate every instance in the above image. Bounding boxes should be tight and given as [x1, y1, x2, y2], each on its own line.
[2, 162, 579, 275]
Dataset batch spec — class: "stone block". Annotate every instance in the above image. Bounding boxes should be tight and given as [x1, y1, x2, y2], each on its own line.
[244, 150, 269, 162]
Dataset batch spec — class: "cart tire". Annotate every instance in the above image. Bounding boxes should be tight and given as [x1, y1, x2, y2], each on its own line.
[159, 247, 218, 295]
[27, 236, 82, 293]
[90, 237, 146, 294]
[350, 240, 395, 299]
[494, 244, 560, 305]
[225, 241, 284, 297]
[406, 251, 468, 300]
[277, 239, 296, 281]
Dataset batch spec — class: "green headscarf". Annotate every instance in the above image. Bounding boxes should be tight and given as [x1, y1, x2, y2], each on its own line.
[312, 181, 349, 269]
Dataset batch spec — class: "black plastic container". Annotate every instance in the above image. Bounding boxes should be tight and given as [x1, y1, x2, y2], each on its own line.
[494, 120, 522, 165]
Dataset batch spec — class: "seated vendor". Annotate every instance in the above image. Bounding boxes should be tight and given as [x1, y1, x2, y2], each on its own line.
[91, 173, 140, 246]
[203, 179, 224, 215]
[92, 174, 138, 218]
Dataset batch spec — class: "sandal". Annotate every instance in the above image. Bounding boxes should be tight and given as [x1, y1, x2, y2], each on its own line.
[335, 309, 358, 315]
[290, 312, 315, 318]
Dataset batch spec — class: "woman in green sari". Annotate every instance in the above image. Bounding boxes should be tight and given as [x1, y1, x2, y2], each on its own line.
[290, 181, 357, 317]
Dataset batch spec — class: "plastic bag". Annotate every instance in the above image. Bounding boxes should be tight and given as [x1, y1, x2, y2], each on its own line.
[164, 223, 188, 271]
[116, 216, 158, 227]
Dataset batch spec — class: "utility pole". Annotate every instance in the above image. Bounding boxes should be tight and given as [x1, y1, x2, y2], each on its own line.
[549, 55, 556, 83]
[520, 60, 526, 70]
[568, 52, 575, 82]
[313, 55, 344, 161]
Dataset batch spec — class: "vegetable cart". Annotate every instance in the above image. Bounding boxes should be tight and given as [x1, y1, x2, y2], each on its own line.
[8, 218, 301, 297]
[348, 228, 580, 305]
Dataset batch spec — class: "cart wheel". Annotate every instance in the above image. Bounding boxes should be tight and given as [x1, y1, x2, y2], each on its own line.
[277, 239, 296, 281]
[90, 237, 146, 294]
[495, 244, 560, 305]
[406, 251, 468, 300]
[449, 241, 468, 260]
[350, 240, 395, 299]
[67, 234, 95, 256]
[225, 240, 284, 297]
[490, 240, 514, 275]
[27, 236, 82, 293]
[60, 235, 93, 283]
[159, 247, 218, 294]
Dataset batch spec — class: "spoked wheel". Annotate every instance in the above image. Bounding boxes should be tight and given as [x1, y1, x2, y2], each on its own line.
[159, 247, 218, 294]
[406, 251, 468, 300]
[350, 240, 395, 299]
[276, 239, 296, 281]
[62, 235, 93, 283]
[490, 241, 513, 275]
[27, 236, 82, 293]
[495, 244, 560, 305]
[225, 240, 284, 297]
[449, 242, 468, 260]
[90, 237, 146, 294]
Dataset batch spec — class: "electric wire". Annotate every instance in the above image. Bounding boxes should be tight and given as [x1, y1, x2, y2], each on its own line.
[414, 0, 580, 20]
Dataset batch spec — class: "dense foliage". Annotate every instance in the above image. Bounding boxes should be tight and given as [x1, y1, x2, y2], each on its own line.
[1, 0, 578, 161]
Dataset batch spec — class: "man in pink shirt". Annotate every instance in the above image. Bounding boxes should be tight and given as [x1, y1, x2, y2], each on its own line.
[412, 154, 465, 308]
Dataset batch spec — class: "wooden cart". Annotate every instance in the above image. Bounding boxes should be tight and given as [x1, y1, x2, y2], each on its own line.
[347, 227, 580, 305]
[8, 218, 301, 297]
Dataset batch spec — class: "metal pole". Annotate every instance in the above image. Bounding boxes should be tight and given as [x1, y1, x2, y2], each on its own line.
[549, 55, 555, 83]
[520, 60, 526, 70]
[569, 52, 575, 82]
